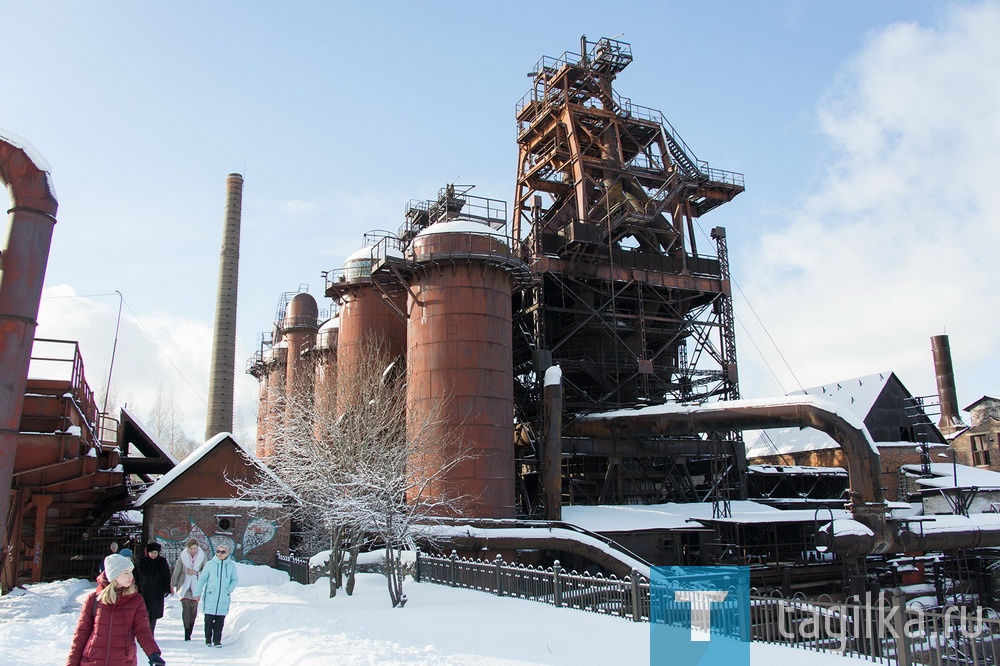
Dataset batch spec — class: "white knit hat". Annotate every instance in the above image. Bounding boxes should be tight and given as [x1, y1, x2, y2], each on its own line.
[104, 553, 134, 582]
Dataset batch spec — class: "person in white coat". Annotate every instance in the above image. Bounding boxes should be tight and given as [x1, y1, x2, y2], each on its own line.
[170, 539, 206, 641]
[196, 544, 238, 647]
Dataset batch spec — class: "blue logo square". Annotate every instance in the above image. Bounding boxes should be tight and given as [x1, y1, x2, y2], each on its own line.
[650, 566, 750, 666]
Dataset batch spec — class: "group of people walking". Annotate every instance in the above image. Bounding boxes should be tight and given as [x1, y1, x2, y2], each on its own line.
[67, 539, 239, 666]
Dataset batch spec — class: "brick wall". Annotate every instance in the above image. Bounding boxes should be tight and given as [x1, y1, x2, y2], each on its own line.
[146, 502, 290, 567]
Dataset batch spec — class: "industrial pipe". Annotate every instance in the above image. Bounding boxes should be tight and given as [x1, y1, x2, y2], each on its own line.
[931, 335, 962, 434]
[814, 519, 877, 558]
[566, 396, 893, 555]
[0, 133, 59, 570]
[542, 365, 563, 521]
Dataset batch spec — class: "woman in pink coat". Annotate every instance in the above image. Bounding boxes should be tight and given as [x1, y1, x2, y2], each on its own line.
[66, 553, 165, 666]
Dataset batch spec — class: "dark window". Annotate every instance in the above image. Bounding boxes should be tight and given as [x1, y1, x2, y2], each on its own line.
[972, 435, 991, 467]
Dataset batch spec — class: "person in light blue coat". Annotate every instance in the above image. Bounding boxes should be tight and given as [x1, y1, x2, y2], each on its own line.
[195, 544, 238, 647]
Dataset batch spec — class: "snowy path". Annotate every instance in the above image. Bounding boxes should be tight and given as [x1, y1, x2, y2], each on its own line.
[0, 565, 871, 665]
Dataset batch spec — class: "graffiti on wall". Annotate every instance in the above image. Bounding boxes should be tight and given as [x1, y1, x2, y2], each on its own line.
[241, 517, 278, 555]
[153, 512, 281, 563]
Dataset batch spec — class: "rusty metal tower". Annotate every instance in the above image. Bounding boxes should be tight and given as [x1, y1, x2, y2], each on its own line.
[512, 37, 745, 511]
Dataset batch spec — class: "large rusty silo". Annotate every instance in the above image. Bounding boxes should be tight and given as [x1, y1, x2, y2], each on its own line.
[282, 292, 319, 406]
[248, 328, 287, 458]
[311, 315, 339, 418]
[405, 218, 527, 519]
[326, 243, 407, 414]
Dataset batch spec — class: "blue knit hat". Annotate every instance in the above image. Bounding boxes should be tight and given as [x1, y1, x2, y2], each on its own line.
[119, 548, 133, 558]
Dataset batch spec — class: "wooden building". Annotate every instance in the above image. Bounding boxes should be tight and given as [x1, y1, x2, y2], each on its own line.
[134, 433, 291, 566]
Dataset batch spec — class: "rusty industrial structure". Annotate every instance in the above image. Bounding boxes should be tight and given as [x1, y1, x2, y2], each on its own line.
[247, 38, 1000, 603]
[0, 134, 175, 590]
[510, 36, 744, 514]
[4, 37, 997, 607]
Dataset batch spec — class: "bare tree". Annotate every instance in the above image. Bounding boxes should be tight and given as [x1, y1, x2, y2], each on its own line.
[234, 339, 472, 607]
[147, 386, 197, 459]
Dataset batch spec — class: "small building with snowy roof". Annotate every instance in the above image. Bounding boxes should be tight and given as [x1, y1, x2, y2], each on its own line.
[134, 433, 292, 565]
[901, 461, 1000, 515]
[949, 396, 1000, 472]
[746, 372, 947, 501]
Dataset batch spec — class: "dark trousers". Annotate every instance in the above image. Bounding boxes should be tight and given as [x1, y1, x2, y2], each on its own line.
[205, 613, 226, 645]
[149, 617, 158, 635]
[181, 598, 198, 639]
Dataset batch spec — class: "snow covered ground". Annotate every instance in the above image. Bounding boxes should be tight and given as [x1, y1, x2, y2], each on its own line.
[0, 564, 869, 665]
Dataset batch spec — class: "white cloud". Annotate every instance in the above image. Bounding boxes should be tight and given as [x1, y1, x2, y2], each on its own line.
[281, 199, 318, 215]
[740, 2, 1000, 402]
[33, 286, 258, 443]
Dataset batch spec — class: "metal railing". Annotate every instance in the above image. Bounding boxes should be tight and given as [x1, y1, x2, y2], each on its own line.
[416, 551, 649, 622]
[275, 552, 312, 585]
[415, 553, 999, 665]
[27, 338, 101, 445]
[751, 594, 1000, 666]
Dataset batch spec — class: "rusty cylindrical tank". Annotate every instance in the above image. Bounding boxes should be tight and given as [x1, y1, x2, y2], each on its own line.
[282, 292, 319, 407]
[405, 220, 526, 519]
[332, 245, 406, 415]
[931, 334, 962, 434]
[312, 315, 339, 418]
[0, 133, 59, 565]
[256, 330, 287, 458]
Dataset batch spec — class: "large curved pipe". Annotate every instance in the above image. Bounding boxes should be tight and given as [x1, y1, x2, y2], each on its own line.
[0, 133, 59, 568]
[565, 396, 893, 554]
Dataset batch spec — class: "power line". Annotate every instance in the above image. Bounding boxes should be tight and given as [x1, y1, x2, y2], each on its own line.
[693, 221, 805, 393]
[41, 291, 208, 407]
[119, 296, 208, 407]
[735, 316, 787, 394]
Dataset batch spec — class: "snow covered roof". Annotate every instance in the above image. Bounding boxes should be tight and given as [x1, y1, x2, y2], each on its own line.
[418, 220, 508, 239]
[902, 461, 1000, 490]
[344, 245, 376, 263]
[590, 395, 868, 432]
[901, 512, 1000, 534]
[561, 500, 851, 532]
[964, 396, 1000, 411]
[746, 372, 893, 457]
[418, 523, 650, 577]
[134, 433, 291, 507]
[748, 464, 847, 476]
[120, 405, 178, 466]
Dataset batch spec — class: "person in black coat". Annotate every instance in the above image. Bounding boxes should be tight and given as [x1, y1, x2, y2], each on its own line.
[135, 541, 173, 636]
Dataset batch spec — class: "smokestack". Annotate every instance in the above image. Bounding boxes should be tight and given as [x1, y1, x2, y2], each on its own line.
[931, 334, 963, 434]
[205, 173, 243, 440]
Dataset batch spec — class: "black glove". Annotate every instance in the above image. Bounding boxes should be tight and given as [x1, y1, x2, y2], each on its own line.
[149, 652, 165, 666]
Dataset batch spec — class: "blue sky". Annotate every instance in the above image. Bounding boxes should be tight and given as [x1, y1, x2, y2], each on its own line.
[5, 1, 998, 441]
